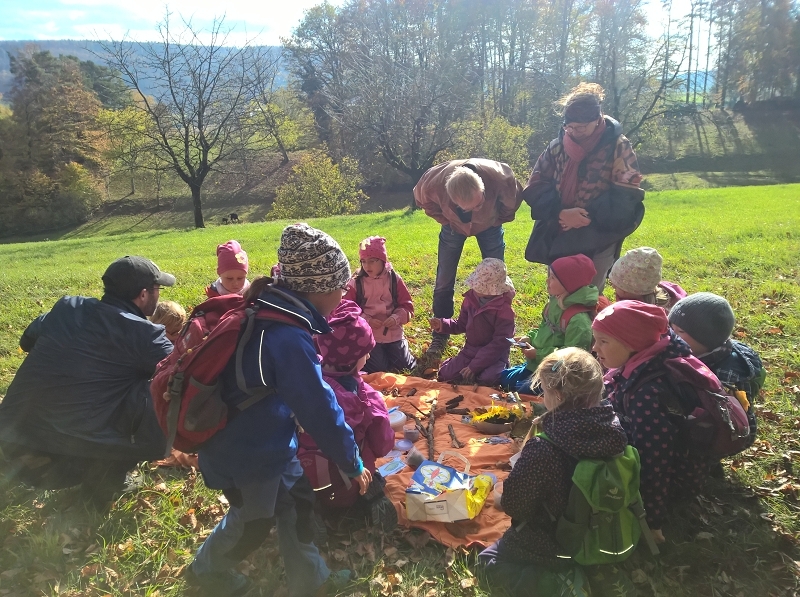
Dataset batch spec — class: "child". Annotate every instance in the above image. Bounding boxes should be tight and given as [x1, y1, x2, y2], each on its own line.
[500, 254, 598, 393]
[669, 292, 765, 444]
[479, 347, 628, 597]
[344, 236, 416, 373]
[431, 258, 515, 386]
[150, 300, 186, 345]
[307, 299, 397, 530]
[608, 247, 686, 311]
[592, 300, 715, 541]
[205, 240, 250, 297]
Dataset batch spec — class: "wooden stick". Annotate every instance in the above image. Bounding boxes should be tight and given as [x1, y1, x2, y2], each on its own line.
[448, 424, 464, 449]
[427, 398, 437, 460]
[410, 403, 429, 419]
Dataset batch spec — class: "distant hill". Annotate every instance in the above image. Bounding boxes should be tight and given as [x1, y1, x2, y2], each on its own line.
[0, 39, 284, 102]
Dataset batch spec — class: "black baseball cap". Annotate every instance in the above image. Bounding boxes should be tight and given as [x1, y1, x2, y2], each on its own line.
[102, 256, 176, 299]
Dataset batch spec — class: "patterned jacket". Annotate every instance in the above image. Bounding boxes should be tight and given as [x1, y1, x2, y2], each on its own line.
[498, 402, 628, 568]
[605, 332, 710, 528]
[414, 159, 523, 237]
[523, 117, 644, 263]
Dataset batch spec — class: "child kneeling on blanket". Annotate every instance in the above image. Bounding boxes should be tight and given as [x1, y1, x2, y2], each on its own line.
[301, 299, 398, 531]
[430, 258, 515, 386]
[479, 347, 629, 597]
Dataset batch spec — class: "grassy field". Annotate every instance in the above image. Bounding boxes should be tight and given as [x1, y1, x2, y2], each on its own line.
[0, 184, 799, 596]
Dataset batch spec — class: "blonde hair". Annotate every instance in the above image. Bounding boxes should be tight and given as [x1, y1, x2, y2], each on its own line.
[558, 82, 605, 121]
[445, 166, 485, 206]
[532, 347, 604, 410]
[151, 301, 187, 336]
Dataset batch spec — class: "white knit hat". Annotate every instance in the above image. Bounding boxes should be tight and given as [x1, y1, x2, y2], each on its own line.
[465, 258, 514, 296]
[608, 247, 663, 296]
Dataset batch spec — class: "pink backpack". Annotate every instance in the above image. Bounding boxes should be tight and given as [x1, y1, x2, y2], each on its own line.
[296, 433, 359, 509]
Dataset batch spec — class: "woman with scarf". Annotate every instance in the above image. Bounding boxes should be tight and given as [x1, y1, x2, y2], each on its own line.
[523, 83, 644, 291]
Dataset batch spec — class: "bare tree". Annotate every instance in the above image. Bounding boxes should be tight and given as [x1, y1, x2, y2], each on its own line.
[103, 13, 270, 227]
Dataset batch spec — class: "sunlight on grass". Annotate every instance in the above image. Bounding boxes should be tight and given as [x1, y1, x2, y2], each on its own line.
[0, 184, 799, 596]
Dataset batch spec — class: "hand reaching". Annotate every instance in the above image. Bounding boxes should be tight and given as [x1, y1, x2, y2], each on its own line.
[460, 366, 475, 383]
[522, 345, 537, 360]
[429, 318, 443, 333]
[355, 468, 373, 495]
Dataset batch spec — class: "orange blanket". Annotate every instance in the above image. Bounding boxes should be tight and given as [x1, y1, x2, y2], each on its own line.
[365, 373, 540, 550]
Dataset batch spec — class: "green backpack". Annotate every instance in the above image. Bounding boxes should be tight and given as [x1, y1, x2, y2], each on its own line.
[539, 434, 660, 566]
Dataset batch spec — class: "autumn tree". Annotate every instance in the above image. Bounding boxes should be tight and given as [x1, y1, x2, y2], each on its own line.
[104, 14, 273, 228]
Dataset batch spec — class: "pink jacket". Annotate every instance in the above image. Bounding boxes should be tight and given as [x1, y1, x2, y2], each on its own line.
[343, 264, 414, 344]
[440, 289, 516, 374]
[414, 159, 523, 237]
[314, 372, 394, 473]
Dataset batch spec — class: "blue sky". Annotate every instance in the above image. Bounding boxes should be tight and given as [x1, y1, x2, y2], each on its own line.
[0, 0, 344, 46]
[1, 0, 693, 47]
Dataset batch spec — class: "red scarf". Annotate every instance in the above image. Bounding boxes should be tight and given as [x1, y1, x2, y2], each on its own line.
[559, 119, 607, 208]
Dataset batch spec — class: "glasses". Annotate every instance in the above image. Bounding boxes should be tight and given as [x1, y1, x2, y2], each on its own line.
[563, 121, 597, 133]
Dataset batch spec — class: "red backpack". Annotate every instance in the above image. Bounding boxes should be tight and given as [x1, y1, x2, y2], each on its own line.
[544, 295, 611, 334]
[296, 433, 359, 509]
[150, 291, 306, 454]
[630, 357, 751, 459]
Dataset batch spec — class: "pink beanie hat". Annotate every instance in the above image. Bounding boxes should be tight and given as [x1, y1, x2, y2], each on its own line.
[317, 300, 376, 368]
[592, 300, 669, 352]
[550, 254, 596, 294]
[217, 240, 249, 276]
[359, 236, 388, 262]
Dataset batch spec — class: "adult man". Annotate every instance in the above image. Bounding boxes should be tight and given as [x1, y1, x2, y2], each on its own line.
[0, 256, 175, 506]
[414, 158, 523, 360]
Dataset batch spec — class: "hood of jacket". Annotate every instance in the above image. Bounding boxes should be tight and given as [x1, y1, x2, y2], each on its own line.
[561, 285, 600, 309]
[557, 115, 623, 150]
[540, 400, 628, 460]
[255, 285, 332, 335]
[701, 339, 763, 384]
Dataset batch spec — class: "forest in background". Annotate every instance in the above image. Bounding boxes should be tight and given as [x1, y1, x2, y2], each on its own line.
[0, 0, 799, 236]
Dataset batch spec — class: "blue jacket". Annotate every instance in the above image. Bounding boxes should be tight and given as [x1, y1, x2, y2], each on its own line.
[0, 295, 171, 461]
[198, 287, 364, 489]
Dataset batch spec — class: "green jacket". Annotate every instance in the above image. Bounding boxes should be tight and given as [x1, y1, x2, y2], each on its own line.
[526, 285, 599, 372]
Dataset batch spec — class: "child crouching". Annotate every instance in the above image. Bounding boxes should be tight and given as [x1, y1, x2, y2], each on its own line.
[500, 254, 599, 393]
[479, 347, 628, 597]
[431, 258, 515, 386]
[592, 300, 715, 541]
[302, 299, 397, 530]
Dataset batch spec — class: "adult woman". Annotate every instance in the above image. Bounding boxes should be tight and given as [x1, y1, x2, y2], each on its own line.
[523, 83, 644, 290]
[186, 223, 371, 597]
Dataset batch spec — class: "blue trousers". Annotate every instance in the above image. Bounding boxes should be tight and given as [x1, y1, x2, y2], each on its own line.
[192, 458, 330, 597]
[433, 224, 505, 321]
[499, 364, 535, 393]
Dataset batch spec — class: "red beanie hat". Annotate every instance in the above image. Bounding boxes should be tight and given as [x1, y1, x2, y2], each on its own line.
[317, 300, 376, 368]
[550, 254, 596, 294]
[591, 300, 669, 352]
[217, 240, 249, 276]
[359, 236, 388, 262]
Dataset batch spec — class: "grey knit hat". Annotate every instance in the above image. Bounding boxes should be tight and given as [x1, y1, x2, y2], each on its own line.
[668, 292, 735, 351]
[276, 223, 351, 293]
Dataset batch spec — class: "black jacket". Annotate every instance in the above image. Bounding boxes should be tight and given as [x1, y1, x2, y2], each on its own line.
[0, 295, 171, 461]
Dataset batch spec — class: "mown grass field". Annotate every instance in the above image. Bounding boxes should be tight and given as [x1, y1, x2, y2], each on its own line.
[0, 184, 799, 596]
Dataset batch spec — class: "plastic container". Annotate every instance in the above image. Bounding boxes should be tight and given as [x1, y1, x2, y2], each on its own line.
[395, 439, 413, 452]
[406, 447, 425, 469]
[493, 481, 504, 510]
[389, 409, 407, 432]
[403, 423, 420, 442]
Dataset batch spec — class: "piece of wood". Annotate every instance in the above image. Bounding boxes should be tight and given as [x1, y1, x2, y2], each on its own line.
[448, 424, 464, 448]
[427, 398, 437, 460]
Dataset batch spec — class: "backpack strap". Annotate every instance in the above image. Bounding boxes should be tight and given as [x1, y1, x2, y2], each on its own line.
[389, 269, 398, 310]
[559, 305, 592, 333]
[355, 274, 365, 307]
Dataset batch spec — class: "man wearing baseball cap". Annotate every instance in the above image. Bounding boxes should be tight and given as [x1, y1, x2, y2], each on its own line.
[0, 256, 175, 508]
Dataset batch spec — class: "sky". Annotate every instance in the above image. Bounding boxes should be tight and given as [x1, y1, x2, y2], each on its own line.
[1, 0, 700, 55]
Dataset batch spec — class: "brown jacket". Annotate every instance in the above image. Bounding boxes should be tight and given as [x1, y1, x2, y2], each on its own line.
[414, 159, 523, 236]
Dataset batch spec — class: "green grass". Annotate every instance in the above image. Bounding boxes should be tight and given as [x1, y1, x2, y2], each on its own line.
[1, 184, 799, 596]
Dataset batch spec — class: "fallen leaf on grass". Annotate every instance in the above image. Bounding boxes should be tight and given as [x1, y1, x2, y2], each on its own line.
[460, 578, 475, 588]
[444, 547, 456, 568]
[383, 546, 398, 558]
[630, 569, 649, 584]
[332, 549, 348, 562]
[394, 558, 409, 567]
[153, 482, 168, 492]
[767, 327, 783, 335]
[696, 532, 714, 540]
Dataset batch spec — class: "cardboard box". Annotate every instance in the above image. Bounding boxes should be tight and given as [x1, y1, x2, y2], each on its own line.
[405, 451, 475, 522]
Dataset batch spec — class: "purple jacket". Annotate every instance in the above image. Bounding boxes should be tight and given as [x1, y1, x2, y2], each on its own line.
[440, 290, 515, 374]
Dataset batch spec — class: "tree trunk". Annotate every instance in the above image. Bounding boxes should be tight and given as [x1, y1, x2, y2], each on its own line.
[191, 184, 205, 228]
